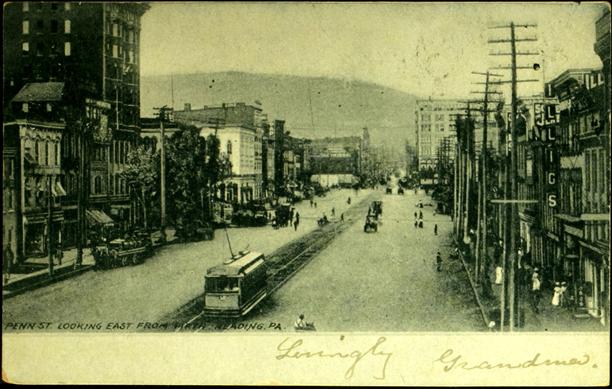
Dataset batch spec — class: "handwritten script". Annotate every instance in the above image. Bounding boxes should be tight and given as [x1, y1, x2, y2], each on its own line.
[276, 336, 393, 380]
[435, 348, 592, 372]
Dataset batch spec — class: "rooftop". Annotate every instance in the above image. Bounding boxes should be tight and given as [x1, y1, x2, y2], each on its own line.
[12, 82, 65, 103]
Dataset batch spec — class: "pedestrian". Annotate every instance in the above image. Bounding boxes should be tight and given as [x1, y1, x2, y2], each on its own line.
[552, 282, 562, 307]
[419, 210, 423, 219]
[341, 213, 344, 221]
[294, 212, 300, 231]
[495, 264, 503, 285]
[434, 224, 438, 235]
[414, 219, 418, 228]
[436, 252, 443, 272]
[414, 212, 417, 219]
[331, 207, 335, 217]
[531, 269, 541, 313]
[560, 281, 568, 308]
[314, 202, 317, 208]
[419, 219, 423, 228]
[3, 246, 14, 284]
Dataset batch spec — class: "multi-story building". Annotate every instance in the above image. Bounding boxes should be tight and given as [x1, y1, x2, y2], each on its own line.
[415, 98, 464, 172]
[3, 2, 149, 247]
[174, 102, 265, 204]
[306, 136, 361, 187]
[591, 7, 610, 325]
[5, 82, 67, 263]
[549, 68, 607, 320]
[3, 124, 20, 272]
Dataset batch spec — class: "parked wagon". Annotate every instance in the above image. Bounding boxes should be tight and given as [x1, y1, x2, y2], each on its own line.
[93, 232, 153, 269]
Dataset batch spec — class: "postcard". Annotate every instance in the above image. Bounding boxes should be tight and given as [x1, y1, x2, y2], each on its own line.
[2, 1, 610, 385]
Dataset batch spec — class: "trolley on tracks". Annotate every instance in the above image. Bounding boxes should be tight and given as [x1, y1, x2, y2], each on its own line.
[203, 251, 268, 318]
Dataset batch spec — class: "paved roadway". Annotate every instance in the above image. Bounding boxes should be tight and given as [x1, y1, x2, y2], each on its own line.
[2, 189, 367, 329]
[236, 189, 483, 332]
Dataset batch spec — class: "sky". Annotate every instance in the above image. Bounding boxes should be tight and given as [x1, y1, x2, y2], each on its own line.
[140, 2, 607, 100]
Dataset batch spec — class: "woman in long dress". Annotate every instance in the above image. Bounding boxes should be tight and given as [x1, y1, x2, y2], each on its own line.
[551, 282, 562, 306]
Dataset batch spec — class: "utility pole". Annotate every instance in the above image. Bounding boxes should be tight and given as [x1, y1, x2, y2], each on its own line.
[154, 105, 172, 243]
[488, 21, 539, 331]
[470, 71, 503, 283]
[47, 175, 54, 276]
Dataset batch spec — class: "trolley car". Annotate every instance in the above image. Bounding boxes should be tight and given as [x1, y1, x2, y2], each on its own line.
[203, 251, 268, 317]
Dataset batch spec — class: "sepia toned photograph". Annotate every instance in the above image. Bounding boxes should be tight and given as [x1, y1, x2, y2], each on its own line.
[2, 1, 610, 385]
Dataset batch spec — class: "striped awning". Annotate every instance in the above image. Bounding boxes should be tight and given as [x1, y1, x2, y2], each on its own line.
[86, 209, 114, 226]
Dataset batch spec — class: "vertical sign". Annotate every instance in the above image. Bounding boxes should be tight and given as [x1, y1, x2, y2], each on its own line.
[534, 102, 560, 208]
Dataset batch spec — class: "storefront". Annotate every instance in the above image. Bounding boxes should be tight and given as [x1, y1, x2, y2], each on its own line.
[580, 241, 609, 323]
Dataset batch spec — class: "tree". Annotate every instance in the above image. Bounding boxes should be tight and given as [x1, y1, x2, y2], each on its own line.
[121, 145, 160, 231]
[165, 124, 208, 241]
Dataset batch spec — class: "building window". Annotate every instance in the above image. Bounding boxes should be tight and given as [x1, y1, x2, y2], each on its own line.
[112, 44, 118, 58]
[55, 143, 60, 165]
[112, 23, 119, 37]
[51, 19, 59, 33]
[51, 3, 59, 11]
[23, 20, 29, 34]
[36, 2, 43, 11]
[94, 176, 102, 194]
[23, 2, 29, 12]
[22, 41, 30, 54]
[22, 103, 29, 113]
[64, 41, 71, 56]
[64, 19, 71, 33]
[65, 2, 71, 11]
[36, 19, 44, 31]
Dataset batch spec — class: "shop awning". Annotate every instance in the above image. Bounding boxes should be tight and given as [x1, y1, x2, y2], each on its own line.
[86, 209, 114, 226]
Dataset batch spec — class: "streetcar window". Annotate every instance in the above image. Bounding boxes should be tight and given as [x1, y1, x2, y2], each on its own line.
[206, 277, 239, 292]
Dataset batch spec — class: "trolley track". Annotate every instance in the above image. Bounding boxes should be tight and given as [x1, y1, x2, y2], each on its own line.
[156, 192, 377, 331]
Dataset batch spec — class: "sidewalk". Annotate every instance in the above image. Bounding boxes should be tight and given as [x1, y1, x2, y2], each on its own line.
[470, 255, 609, 332]
[3, 248, 95, 299]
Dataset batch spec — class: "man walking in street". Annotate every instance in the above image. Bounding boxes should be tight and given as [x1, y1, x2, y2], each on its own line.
[434, 224, 438, 235]
[294, 212, 300, 231]
[331, 207, 335, 217]
[436, 252, 443, 272]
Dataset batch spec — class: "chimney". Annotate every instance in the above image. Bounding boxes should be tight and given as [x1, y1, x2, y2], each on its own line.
[184, 103, 191, 112]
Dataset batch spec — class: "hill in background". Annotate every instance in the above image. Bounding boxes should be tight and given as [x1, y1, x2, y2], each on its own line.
[140, 71, 419, 150]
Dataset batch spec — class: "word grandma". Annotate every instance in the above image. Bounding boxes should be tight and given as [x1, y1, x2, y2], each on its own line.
[434, 349, 592, 372]
[275, 336, 393, 380]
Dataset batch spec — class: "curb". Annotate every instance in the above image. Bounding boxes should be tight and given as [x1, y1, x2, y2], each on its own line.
[3, 264, 94, 299]
[454, 239, 491, 329]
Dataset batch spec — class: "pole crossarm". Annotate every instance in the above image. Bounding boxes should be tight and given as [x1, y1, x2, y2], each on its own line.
[487, 24, 538, 29]
[490, 199, 539, 204]
[471, 71, 504, 77]
[489, 52, 540, 56]
[492, 65, 539, 69]
[476, 79, 539, 84]
[488, 38, 537, 43]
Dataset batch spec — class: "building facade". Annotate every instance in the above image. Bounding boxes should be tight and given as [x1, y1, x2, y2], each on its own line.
[3, 2, 149, 250]
[174, 102, 265, 204]
[415, 98, 464, 172]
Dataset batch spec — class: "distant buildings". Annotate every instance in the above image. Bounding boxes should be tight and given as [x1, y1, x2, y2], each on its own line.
[306, 136, 361, 187]
[415, 98, 464, 173]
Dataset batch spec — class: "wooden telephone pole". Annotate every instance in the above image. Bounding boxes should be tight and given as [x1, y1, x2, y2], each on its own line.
[154, 105, 173, 243]
[488, 21, 539, 331]
[469, 71, 503, 284]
